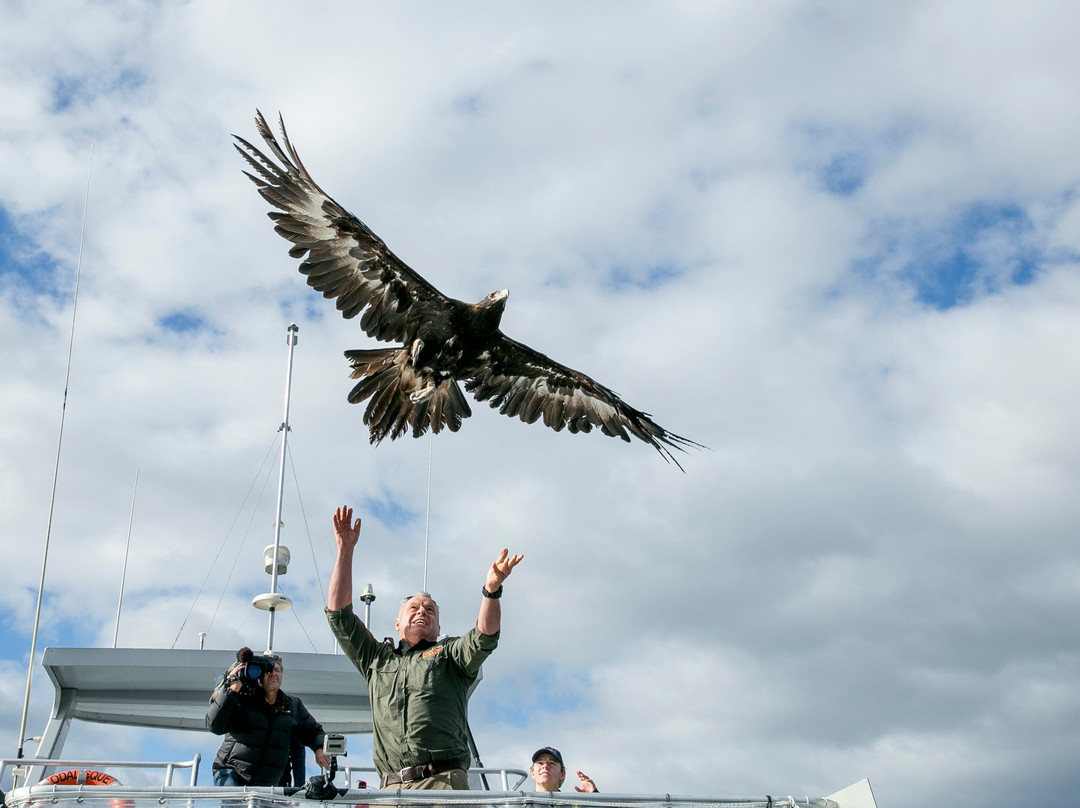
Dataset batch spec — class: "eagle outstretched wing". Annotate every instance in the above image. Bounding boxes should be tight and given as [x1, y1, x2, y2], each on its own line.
[465, 335, 702, 468]
[234, 110, 449, 344]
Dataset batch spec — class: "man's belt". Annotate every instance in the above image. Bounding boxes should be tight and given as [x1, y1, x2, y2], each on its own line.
[380, 759, 466, 787]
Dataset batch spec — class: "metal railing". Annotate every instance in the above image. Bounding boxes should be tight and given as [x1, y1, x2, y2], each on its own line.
[3, 785, 830, 808]
[340, 766, 530, 790]
[0, 754, 201, 788]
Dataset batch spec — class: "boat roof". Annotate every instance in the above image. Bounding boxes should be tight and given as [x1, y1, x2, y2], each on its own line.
[40, 646, 371, 737]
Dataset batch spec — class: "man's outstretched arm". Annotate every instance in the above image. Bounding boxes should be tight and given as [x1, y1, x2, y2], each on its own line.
[477, 548, 524, 636]
[328, 505, 361, 611]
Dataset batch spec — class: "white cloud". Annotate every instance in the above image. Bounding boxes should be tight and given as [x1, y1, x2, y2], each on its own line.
[2, 1, 1080, 805]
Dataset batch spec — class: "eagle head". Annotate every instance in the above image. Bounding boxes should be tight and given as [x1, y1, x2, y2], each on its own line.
[484, 289, 509, 307]
[471, 289, 509, 331]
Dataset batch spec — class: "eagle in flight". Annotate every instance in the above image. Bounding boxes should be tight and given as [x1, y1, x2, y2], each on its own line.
[235, 111, 701, 468]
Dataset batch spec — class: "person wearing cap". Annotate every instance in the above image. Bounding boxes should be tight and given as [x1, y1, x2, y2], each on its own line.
[326, 505, 524, 790]
[530, 747, 598, 793]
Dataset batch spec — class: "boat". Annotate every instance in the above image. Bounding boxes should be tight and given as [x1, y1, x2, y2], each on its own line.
[1, 661, 877, 806]
[2, 327, 878, 808]
[0, 598, 880, 808]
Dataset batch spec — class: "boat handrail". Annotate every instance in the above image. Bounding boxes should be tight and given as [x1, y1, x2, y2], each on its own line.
[340, 766, 530, 790]
[0, 754, 201, 788]
[4, 784, 835, 808]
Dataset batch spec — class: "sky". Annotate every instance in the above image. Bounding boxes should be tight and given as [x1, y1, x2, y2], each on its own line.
[2, 1, 1079, 805]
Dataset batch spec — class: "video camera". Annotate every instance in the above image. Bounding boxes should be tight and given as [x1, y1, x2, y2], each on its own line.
[222, 647, 279, 696]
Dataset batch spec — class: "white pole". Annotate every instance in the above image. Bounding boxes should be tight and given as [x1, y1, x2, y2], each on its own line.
[112, 468, 140, 647]
[266, 323, 299, 653]
[423, 432, 433, 591]
[15, 146, 93, 775]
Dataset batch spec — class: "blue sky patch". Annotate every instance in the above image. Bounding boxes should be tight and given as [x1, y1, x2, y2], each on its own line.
[912, 248, 980, 309]
[296, 288, 328, 322]
[51, 67, 147, 113]
[0, 205, 63, 295]
[361, 493, 420, 530]
[0, 621, 28, 667]
[820, 151, 868, 196]
[908, 202, 1038, 309]
[1, 593, 100, 657]
[796, 120, 916, 198]
[473, 666, 591, 729]
[51, 76, 87, 113]
[159, 311, 207, 334]
[855, 200, 1042, 310]
[606, 262, 680, 291]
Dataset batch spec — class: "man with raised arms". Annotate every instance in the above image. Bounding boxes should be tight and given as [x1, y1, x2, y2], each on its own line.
[326, 505, 524, 790]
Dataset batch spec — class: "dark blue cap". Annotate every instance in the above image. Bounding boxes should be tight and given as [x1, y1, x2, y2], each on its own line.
[532, 747, 564, 766]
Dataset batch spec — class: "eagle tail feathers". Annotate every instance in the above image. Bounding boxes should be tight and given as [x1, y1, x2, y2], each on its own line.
[344, 349, 471, 443]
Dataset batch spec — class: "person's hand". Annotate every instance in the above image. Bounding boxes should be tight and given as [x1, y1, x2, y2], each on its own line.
[485, 548, 524, 593]
[332, 506, 361, 552]
[488, 548, 524, 591]
[574, 771, 597, 793]
[227, 663, 245, 692]
[314, 749, 331, 770]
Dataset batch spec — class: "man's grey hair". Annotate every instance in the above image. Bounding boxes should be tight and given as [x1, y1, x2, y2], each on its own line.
[399, 591, 439, 615]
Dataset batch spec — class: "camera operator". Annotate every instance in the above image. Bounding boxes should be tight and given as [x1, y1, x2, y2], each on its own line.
[206, 649, 330, 786]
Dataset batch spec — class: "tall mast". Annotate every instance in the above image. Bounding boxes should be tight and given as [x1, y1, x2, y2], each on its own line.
[15, 147, 94, 772]
[252, 323, 298, 651]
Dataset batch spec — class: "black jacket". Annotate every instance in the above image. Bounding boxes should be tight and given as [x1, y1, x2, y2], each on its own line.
[206, 687, 325, 786]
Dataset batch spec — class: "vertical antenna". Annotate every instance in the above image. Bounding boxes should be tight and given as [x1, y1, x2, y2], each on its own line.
[255, 323, 299, 652]
[112, 467, 140, 647]
[423, 432, 433, 590]
[15, 145, 94, 769]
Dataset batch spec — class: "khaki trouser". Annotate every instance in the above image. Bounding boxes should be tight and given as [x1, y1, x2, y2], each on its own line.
[383, 769, 469, 790]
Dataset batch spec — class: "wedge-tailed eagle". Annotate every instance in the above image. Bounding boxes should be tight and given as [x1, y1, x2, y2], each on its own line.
[235, 111, 700, 468]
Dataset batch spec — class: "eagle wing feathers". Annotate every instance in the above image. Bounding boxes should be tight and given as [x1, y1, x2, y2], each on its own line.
[234, 111, 449, 345]
[465, 335, 701, 468]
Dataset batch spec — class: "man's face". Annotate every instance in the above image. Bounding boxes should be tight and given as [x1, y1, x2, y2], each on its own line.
[395, 596, 440, 645]
[531, 754, 564, 791]
[261, 662, 283, 692]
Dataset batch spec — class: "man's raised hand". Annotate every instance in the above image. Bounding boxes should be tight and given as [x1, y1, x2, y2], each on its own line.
[333, 505, 361, 551]
[485, 548, 524, 593]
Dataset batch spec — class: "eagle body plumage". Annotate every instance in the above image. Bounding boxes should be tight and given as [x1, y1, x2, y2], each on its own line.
[235, 111, 701, 467]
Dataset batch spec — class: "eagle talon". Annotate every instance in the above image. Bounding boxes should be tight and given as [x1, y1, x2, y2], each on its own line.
[410, 339, 424, 363]
[410, 384, 436, 403]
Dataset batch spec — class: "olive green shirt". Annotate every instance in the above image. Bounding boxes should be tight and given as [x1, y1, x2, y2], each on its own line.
[326, 603, 499, 777]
